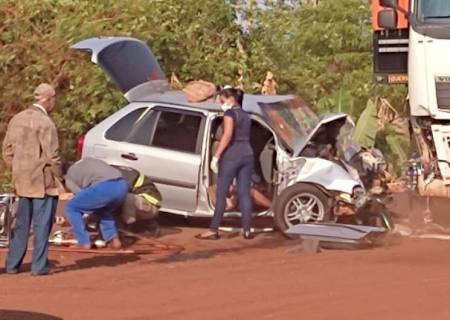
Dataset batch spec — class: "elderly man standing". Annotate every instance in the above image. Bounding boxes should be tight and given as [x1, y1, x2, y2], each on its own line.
[2, 83, 62, 275]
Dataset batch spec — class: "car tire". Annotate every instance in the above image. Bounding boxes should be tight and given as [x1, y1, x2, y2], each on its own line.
[274, 183, 331, 234]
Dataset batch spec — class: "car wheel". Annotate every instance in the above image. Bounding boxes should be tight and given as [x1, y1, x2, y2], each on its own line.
[274, 183, 331, 234]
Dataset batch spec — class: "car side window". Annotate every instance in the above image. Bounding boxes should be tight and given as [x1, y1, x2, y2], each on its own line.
[151, 109, 204, 153]
[105, 108, 148, 141]
[126, 110, 159, 146]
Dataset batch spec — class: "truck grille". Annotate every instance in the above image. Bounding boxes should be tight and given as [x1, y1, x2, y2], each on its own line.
[436, 81, 450, 110]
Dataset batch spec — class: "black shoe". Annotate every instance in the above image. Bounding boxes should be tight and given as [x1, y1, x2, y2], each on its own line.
[195, 232, 220, 240]
[243, 231, 254, 240]
[31, 269, 51, 276]
[31, 272, 50, 276]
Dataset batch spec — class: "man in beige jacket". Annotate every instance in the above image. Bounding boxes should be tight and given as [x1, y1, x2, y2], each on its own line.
[2, 83, 62, 275]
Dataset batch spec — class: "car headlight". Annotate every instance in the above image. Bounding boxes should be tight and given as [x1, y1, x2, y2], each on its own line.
[337, 192, 353, 203]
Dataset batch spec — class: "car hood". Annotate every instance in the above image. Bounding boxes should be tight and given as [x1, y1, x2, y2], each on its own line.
[71, 37, 169, 102]
[245, 95, 350, 157]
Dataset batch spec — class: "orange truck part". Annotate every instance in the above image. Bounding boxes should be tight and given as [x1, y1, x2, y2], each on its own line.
[372, 0, 410, 30]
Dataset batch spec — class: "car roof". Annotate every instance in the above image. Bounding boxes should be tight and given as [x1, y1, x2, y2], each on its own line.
[137, 90, 296, 115]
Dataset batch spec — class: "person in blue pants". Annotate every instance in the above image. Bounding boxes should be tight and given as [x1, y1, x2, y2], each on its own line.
[3, 83, 62, 275]
[7, 197, 58, 275]
[64, 158, 129, 249]
[196, 88, 255, 240]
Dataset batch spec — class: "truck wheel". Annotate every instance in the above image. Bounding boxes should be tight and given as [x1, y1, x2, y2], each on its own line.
[274, 183, 330, 234]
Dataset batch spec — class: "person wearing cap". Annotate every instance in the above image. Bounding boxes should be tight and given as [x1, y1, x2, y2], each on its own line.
[2, 83, 62, 275]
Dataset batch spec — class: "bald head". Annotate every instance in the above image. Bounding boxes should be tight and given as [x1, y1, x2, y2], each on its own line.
[34, 83, 55, 100]
[34, 83, 56, 112]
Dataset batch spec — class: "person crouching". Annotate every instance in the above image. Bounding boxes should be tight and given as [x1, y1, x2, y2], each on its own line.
[63, 158, 129, 249]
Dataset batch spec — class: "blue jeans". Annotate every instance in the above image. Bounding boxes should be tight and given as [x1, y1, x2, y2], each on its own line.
[210, 155, 254, 232]
[6, 196, 57, 275]
[65, 179, 128, 246]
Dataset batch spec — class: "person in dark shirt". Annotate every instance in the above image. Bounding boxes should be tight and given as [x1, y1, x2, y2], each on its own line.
[196, 88, 255, 240]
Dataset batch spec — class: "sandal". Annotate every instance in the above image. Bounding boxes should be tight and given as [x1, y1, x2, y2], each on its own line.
[195, 232, 220, 240]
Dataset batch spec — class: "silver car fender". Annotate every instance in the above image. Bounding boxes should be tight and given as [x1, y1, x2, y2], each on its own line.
[287, 157, 361, 195]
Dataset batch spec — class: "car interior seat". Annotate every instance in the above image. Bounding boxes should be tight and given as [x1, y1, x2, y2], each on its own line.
[259, 138, 275, 190]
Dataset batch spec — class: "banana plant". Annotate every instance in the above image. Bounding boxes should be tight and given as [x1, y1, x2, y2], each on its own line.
[353, 97, 378, 148]
[353, 97, 410, 175]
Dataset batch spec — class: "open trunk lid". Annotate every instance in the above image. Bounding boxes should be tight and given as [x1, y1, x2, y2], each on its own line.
[71, 37, 169, 102]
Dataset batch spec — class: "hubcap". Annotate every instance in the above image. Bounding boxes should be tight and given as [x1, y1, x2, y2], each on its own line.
[283, 193, 325, 227]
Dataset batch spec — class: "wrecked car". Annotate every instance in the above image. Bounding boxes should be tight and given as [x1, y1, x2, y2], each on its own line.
[72, 37, 389, 233]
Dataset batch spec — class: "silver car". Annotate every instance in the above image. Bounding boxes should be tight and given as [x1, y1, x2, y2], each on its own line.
[72, 37, 367, 233]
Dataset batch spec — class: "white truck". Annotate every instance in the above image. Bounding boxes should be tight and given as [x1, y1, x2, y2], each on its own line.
[373, 0, 450, 199]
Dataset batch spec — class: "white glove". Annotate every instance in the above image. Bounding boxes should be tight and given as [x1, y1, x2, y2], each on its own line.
[210, 156, 219, 174]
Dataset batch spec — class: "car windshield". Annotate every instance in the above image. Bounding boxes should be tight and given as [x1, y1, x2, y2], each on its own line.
[258, 97, 320, 153]
[417, 0, 450, 23]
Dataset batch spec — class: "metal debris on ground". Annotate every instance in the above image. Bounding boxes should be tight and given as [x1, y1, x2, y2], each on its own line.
[286, 223, 389, 253]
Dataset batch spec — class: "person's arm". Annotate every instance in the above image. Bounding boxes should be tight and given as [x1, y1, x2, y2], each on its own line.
[214, 115, 234, 159]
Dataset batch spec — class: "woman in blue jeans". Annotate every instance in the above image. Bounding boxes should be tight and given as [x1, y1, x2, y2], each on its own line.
[196, 88, 254, 240]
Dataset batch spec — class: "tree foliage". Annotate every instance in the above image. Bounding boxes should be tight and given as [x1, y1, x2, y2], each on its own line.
[243, 0, 407, 118]
[0, 0, 243, 185]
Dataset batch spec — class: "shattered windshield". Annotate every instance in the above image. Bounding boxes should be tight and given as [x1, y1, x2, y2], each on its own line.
[417, 0, 450, 23]
[258, 97, 320, 153]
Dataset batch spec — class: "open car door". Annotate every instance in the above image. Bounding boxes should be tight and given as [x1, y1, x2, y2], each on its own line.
[72, 37, 169, 102]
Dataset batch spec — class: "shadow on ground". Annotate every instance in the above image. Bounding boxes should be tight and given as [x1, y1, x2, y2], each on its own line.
[0, 310, 63, 320]
[148, 232, 294, 264]
[52, 254, 141, 274]
[157, 212, 275, 230]
[0, 255, 141, 275]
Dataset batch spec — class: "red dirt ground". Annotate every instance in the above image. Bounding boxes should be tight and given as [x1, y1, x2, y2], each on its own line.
[1, 195, 450, 320]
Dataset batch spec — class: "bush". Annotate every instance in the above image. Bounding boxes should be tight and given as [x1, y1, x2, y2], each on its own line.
[0, 0, 243, 187]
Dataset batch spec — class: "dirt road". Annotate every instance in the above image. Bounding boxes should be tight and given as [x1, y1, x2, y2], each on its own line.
[1, 214, 450, 320]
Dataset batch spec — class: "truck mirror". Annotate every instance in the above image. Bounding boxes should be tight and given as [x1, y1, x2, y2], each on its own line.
[378, 9, 398, 30]
[380, 0, 398, 8]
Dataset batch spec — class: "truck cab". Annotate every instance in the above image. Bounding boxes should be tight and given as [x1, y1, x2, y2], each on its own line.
[373, 0, 450, 194]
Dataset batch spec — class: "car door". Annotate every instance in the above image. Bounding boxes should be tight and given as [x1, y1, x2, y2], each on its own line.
[72, 37, 169, 101]
[102, 105, 206, 214]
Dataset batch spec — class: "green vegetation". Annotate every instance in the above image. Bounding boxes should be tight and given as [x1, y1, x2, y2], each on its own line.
[0, 0, 408, 187]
